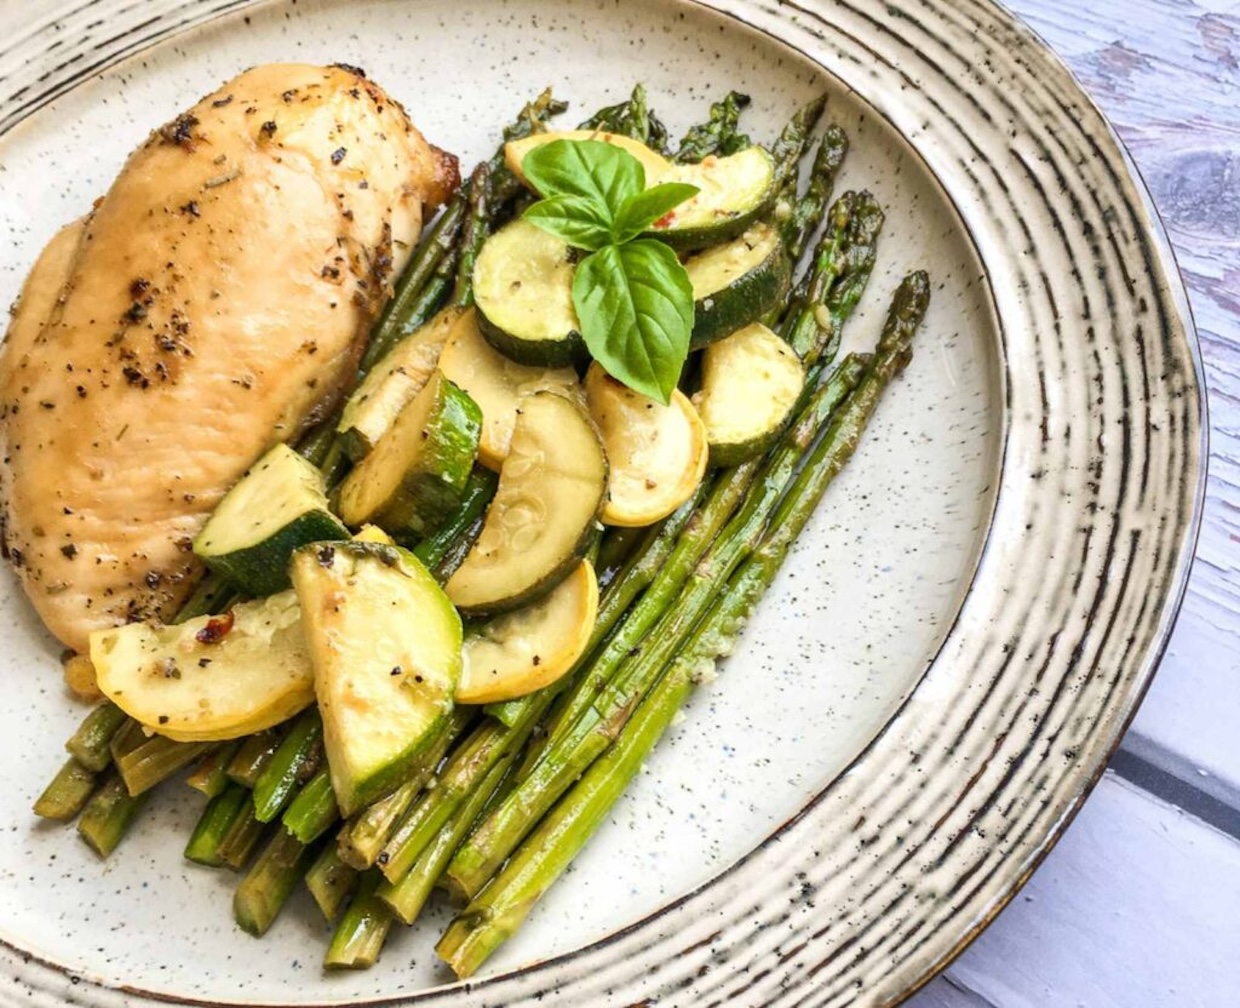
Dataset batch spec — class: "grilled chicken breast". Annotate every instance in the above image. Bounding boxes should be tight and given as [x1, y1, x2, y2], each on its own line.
[0, 63, 457, 654]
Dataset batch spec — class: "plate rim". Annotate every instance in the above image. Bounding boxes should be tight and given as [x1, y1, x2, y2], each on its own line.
[0, 0, 1208, 1005]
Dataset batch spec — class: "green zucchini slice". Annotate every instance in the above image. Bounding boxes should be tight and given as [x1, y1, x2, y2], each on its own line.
[337, 371, 483, 535]
[445, 392, 607, 617]
[335, 306, 463, 462]
[193, 444, 348, 597]
[456, 559, 599, 705]
[291, 542, 461, 816]
[437, 308, 581, 471]
[645, 146, 777, 250]
[685, 222, 791, 348]
[692, 322, 804, 466]
[473, 219, 585, 367]
[91, 591, 314, 743]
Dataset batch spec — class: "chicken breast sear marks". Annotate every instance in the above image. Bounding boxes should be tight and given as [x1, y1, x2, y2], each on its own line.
[0, 63, 458, 654]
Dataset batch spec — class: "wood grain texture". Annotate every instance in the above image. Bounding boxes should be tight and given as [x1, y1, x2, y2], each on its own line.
[914, 774, 1240, 1007]
[1005, 0, 1240, 805]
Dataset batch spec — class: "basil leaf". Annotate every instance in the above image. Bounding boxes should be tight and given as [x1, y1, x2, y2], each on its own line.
[611, 182, 700, 244]
[573, 240, 693, 405]
[523, 139, 645, 212]
[523, 195, 613, 250]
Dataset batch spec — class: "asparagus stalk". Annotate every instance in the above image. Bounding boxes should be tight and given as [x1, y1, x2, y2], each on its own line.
[437, 274, 930, 976]
[449, 162, 491, 308]
[33, 758, 97, 820]
[782, 125, 849, 262]
[444, 359, 865, 898]
[411, 468, 498, 571]
[186, 741, 242, 798]
[378, 749, 515, 923]
[65, 702, 128, 772]
[578, 83, 655, 145]
[768, 94, 828, 196]
[114, 735, 214, 797]
[675, 90, 752, 162]
[359, 201, 466, 374]
[324, 870, 394, 970]
[376, 714, 539, 884]
[336, 708, 472, 870]
[216, 796, 270, 871]
[306, 844, 359, 922]
[185, 782, 251, 867]
[251, 708, 323, 822]
[282, 768, 339, 845]
[174, 574, 236, 622]
[225, 728, 284, 789]
[77, 771, 148, 858]
[233, 827, 318, 936]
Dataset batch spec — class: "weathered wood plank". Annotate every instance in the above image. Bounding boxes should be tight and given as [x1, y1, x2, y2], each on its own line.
[916, 773, 1240, 1007]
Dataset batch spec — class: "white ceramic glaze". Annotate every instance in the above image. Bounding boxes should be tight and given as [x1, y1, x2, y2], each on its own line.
[0, 1, 1203, 1006]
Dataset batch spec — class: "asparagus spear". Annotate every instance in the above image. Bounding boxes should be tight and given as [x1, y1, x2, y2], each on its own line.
[114, 735, 215, 797]
[185, 782, 251, 867]
[449, 162, 491, 308]
[378, 749, 515, 922]
[768, 94, 827, 196]
[324, 870, 394, 970]
[438, 274, 930, 975]
[33, 758, 97, 820]
[216, 796, 270, 871]
[443, 358, 866, 898]
[578, 83, 655, 145]
[225, 728, 284, 788]
[78, 771, 148, 858]
[65, 702, 129, 772]
[781, 125, 849, 262]
[306, 844, 359, 922]
[336, 708, 472, 870]
[233, 827, 319, 936]
[251, 708, 323, 822]
[186, 741, 242, 798]
[411, 468, 498, 571]
[376, 715, 539, 884]
[282, 768, 339, 845]
[675, 90, 752, 162]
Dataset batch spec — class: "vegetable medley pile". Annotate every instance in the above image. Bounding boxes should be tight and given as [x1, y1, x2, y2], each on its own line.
[34, 84, 930, 977]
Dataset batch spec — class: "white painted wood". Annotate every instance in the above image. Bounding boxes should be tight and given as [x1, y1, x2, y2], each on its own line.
[1005, 0, 1240, 806]
[914, 774, 1240, 1007]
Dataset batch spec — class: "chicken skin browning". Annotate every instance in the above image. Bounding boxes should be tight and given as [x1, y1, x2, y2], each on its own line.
[0, 63, 458, 653]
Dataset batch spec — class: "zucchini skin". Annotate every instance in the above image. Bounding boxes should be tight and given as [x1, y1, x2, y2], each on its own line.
[337, 374, 484, 537]
[692, 249, 791, 349]
[475, 309, 587, 369]
[373, 379, 484, 535]
[206, 511, 350, 597]
[644, 146, 778, 251]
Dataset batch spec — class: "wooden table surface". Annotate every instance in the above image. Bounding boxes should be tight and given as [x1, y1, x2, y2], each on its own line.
[909, 0, 1240, 1004]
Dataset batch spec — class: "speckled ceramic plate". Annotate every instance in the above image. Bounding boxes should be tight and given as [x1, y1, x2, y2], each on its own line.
[0, 1, 1205, 1005]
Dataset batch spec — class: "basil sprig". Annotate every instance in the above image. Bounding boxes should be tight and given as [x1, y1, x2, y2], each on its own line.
[521, 140, 698, 404]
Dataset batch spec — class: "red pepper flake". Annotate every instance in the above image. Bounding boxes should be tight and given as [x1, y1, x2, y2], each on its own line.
[195, 610, 235, 645]
[653, 209, 677, 229]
